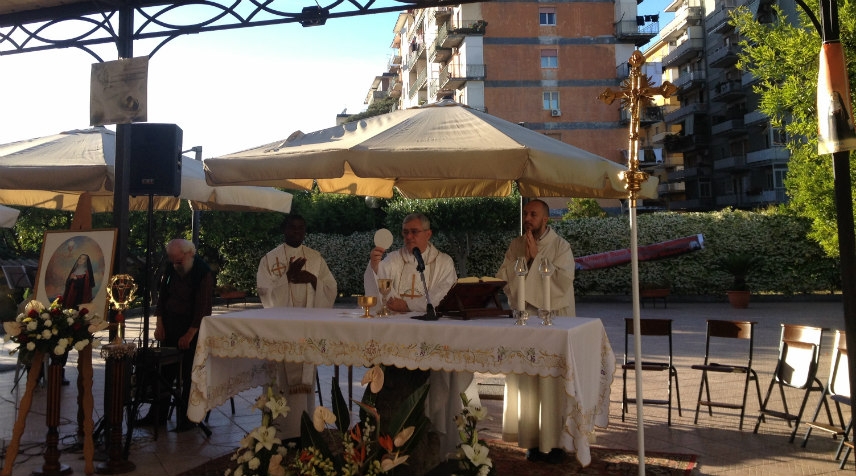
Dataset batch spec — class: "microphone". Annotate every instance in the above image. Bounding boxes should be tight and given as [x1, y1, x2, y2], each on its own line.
[410, 246, 438, 321]
[412, 247, 425, 272]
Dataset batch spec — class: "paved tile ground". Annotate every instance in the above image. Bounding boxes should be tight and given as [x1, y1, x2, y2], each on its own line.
[0, 298, 853, 475]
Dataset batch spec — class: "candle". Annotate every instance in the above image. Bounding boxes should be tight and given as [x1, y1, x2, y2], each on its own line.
[514, 256, 528, 312]
[543, 274, 551, 312]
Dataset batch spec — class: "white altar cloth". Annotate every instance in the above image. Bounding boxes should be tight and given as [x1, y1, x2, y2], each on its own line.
[187, 307, 614, 466]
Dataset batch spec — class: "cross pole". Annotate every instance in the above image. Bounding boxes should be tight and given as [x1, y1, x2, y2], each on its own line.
[598, 49, 677, 476]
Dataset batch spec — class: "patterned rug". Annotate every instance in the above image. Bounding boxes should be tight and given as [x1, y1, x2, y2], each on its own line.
[178, 441, 697, 476]
[484, 439, 697, 476]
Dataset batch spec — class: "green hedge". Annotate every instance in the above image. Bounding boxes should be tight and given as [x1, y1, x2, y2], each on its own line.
[219, 209, 839, 297]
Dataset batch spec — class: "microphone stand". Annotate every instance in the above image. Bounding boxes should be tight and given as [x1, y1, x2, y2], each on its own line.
[412, 257, 439, 321]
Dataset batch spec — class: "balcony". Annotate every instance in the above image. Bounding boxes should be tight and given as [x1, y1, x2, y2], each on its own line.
[714, 154, 747, 170]
[742, 71, 757, 87]
[406, 41, 426, 67]
[414, 68, 428, 92]
[438, 22, 463, 49]
[709, 44, 740, 68]
[615, 20, 658, 46]
[744, 110, 768, 126]
[662, 38, 705, 68]
[658, 182, 687, 194]
[620, 106, 665, 125]
[664, 102, 708, 123]
[433, 6, 453, 22]
[387, 77, 402, 98]
[707, 3, 737, 34]
[668, 168, 686, 181]
[716, 194, 739, 207]
[440, 63, 485, 89]
[672, 70, 706, 91]
[663, 133, 710, 152]
[428, 78, 439, 99]
[429, 39, 453, 64]
[659, 6, 703, 42]
[744, 189, 787, 204]
[712, 80, 745, 102]
[668, 198, 717, 211]
[711, 117, 746, 136]
[746, 147, 790, 164]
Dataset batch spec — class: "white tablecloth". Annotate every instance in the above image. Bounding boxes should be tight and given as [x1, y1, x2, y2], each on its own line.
[187, 307, 614, 465]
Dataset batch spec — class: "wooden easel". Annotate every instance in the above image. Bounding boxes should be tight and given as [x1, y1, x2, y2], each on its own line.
[2, 193, 97, 476]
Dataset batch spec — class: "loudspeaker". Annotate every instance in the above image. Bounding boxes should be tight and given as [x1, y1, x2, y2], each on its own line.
[129, 123, 182, 197]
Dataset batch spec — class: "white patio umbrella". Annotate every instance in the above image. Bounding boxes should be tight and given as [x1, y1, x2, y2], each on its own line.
[0, 127, 293, 213]
[204, 99, 658, 200]
[0, 204, 19, 228]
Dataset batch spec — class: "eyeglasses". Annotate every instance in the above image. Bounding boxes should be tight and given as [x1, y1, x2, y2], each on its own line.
[401, 228, 427, 236]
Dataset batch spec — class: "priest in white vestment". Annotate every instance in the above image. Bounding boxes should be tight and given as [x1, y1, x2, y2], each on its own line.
[364, 213, 472, 457]
[496, 199, 575, 464]
[257, 214, 337, 440]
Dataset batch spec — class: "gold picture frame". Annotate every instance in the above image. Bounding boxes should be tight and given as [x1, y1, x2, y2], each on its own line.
[34, 229, 118, 320]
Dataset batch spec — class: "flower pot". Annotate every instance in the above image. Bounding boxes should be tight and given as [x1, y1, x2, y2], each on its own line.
[727, 290, 751, 309]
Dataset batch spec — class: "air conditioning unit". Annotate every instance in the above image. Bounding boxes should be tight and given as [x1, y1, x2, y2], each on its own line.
[551, 109, 562, 117]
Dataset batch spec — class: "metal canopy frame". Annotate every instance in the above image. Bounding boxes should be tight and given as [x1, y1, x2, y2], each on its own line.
[0, 0, 480, 60]
[0, 0, 482, 280]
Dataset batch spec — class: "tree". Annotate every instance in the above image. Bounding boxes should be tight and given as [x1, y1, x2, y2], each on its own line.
[732, 2, 856, 257]
[563, 198, 607, 219]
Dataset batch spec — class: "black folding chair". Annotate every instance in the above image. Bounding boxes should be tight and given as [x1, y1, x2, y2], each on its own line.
[622, 318, 682, 426]
[692, 319, 762, 430]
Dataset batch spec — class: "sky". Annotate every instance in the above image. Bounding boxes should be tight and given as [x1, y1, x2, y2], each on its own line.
[0, 1, 673, 160]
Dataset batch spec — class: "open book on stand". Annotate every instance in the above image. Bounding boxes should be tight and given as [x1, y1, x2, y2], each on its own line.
[436, 276, 512, 320]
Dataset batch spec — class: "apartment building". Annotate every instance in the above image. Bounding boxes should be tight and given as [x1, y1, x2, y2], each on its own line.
[363, 1, 659, 177]
[641, 0, 794, 211]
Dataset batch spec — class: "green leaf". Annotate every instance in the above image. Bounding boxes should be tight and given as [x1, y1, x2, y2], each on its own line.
[330, 376, 350, 433]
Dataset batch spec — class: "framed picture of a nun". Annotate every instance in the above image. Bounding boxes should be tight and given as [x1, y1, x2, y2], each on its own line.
[34, 229, 118, 320]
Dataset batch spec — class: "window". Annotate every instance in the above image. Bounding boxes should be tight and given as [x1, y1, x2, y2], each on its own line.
[774, 168, 787, 188]
[773, 127, 788, 145]
[699, 179, 712, 198]
[541, 49, 558, 69]
[543, 91, 559, 110]
[540, 7, 556, 26]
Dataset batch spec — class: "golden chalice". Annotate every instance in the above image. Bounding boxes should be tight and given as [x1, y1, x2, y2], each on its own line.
[357, 295, 377, 318]
[377, 279, 393, 317]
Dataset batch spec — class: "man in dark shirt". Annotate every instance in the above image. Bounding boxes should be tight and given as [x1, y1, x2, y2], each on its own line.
[148, 238, 214, 431]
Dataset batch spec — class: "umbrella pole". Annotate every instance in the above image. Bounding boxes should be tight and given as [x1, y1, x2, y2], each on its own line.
[598, 50, 678, 475]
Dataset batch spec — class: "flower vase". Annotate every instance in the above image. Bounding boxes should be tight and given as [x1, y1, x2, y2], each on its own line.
[32, 355, 72, 476]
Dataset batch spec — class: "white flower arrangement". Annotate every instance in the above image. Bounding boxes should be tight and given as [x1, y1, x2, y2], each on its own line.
[225, 384, 290, 476]
[455, 393, 495, 476]
[3, 298, 107, 365]
[225, 365, 419, 476]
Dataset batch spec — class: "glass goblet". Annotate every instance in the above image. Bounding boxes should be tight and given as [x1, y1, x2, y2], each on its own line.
[377, 279, 393, 317]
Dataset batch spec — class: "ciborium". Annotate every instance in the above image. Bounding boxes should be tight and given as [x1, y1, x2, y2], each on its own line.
[357, 295, 377, 318]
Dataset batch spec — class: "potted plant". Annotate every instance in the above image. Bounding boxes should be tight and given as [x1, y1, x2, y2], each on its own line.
[718, 253, 762, 308]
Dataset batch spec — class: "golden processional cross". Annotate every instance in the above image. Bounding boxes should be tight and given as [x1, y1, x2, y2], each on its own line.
[598, 50, 678, 207]
[597, 49, 677, 476]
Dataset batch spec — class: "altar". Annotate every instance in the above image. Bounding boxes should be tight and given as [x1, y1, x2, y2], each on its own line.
[187, 307, 615, 466]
